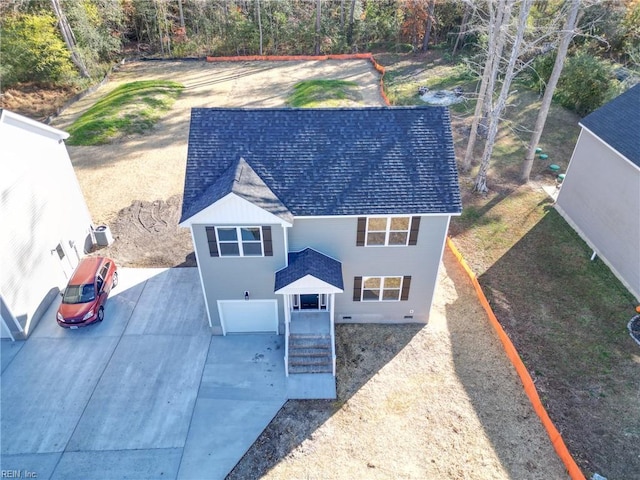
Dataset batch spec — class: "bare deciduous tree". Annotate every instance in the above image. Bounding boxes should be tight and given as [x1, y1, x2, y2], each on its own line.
[50, 0, 90, 78]
[520, 0, 581, 183]
[474, 0, 534, 193]
[452, 0, 474, 56]
[461, 0, 513, 172]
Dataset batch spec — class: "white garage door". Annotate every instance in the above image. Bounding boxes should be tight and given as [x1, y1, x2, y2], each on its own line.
[217, 300, 278, 334]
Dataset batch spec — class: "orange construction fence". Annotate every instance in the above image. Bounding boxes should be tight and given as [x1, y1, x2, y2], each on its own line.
[206, 53, 391, 106]
[446, 237, 585, 480]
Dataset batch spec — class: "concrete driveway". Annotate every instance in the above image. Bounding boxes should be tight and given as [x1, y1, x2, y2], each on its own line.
[0, 268, 287, 479]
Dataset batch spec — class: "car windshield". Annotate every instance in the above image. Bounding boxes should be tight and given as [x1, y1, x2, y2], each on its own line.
[62, 284, 95, 304]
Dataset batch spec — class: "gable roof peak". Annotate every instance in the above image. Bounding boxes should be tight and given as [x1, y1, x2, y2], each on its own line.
[180, 155, 293, 224]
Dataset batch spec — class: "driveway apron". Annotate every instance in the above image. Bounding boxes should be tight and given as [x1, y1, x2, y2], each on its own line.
[0, 268, 288, 480]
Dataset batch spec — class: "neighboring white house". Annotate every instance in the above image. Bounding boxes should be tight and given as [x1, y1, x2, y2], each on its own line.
[0, 110, 94, 340]
[555, 85, 640, 302]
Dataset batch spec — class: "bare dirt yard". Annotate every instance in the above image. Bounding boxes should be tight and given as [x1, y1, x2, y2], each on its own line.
[40, 59, 569, 477]
[230, 250, 568, 479]
[49, 59, 384, 267]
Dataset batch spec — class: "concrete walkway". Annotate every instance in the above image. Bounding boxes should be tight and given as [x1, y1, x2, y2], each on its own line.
[0, 268, 287, 480]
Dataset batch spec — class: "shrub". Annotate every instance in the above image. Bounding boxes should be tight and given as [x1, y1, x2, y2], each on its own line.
[527, 51, 557, 93]
[556, 51, 619, 116]
[0, 12, 77, 86]
[526, 50, 621, 116]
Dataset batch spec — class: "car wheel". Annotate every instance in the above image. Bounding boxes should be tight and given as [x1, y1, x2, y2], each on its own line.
[97, 306, 104, 322]
[112, 271, 118, 288]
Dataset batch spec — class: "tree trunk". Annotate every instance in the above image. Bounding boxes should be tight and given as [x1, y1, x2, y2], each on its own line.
[422, 0, 436, 52]
[50, 0, 91, 78]
[474, 0, 533, 193]
[257, 0, 263, 55]
[155, 1, 164, 55]
[461, 0, 511, 171]
[347, 0, 356, 46]
[452, 1, 473, 56]
[340, 0, 345, 32]
[520, 0, 581, 183]
[315, 0, 322, 55]
[480, 0, 513, 129]
[177, 0, 185, 28]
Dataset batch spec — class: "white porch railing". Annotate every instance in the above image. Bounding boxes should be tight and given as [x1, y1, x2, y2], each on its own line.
[330, 293, 336, 377]
[284, 324, 289, 376]
[284, 297, 290, 377]
[331, 320, 336, 377]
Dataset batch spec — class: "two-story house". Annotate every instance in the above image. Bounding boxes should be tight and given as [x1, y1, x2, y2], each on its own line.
[179, 107, 462, 378]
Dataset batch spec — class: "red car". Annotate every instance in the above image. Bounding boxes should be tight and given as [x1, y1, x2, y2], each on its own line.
[57, 256, 118, 328]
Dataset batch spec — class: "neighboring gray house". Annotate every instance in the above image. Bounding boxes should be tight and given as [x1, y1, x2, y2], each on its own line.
[0, 110, 94, 340]
[180, 107, 462, 377]
[555, 85, 640, 302]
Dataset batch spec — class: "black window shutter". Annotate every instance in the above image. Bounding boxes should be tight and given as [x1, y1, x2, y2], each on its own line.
[401, 276, 412, 301]
[205, 227, 219, 257]
[356, 217, 367, 246]
[408, 217, 421, 245]
[262, 226, 273, 256]
[353, 276, 362, 301]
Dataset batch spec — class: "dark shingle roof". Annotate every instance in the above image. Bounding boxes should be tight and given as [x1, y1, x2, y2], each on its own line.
[580, 84, 640, 168]
[181, 107, 461, 222]
[275, 248, 344, 291]
[183, 157, 293, 222]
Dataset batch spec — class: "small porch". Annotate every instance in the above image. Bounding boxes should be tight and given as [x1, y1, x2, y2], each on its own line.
[286, 310, 336, 399]
[288, 310, 332, 375]
[289, 310, 331, 335]
[274, 248, 344, 399]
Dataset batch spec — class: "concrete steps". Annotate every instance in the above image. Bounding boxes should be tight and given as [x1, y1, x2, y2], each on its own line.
[288, 334, 333, 375]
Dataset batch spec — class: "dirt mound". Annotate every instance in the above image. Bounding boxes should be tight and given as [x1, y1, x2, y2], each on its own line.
[92, 195, 195, 268]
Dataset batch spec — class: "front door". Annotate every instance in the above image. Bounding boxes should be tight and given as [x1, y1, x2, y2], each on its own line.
[300, 294, 319, 309]
[292, 294, 327, 311]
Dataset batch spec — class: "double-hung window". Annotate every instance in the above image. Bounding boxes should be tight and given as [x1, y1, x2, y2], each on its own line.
[364, 217, 412, 246]
[216, 226, 263, 257]
[362, 276, 403, 301]
[206, 226, 273, 257]
[353, 275, 412, 302]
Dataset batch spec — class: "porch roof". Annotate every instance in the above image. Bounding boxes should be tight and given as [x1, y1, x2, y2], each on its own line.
[274, 248, 344, 294]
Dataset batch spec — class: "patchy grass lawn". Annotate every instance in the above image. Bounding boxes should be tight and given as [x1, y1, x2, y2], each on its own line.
[382, 51, 640, 479]
[287, 79, 362, 107]
[66, 80, 183, 145]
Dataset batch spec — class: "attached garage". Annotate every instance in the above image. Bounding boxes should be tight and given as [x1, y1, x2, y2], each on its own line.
[217, 300, 278, 334]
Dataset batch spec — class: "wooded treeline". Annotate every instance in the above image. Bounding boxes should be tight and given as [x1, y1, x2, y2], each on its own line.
[0, 0, 469, 85]
[2, 0, 638, 88]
